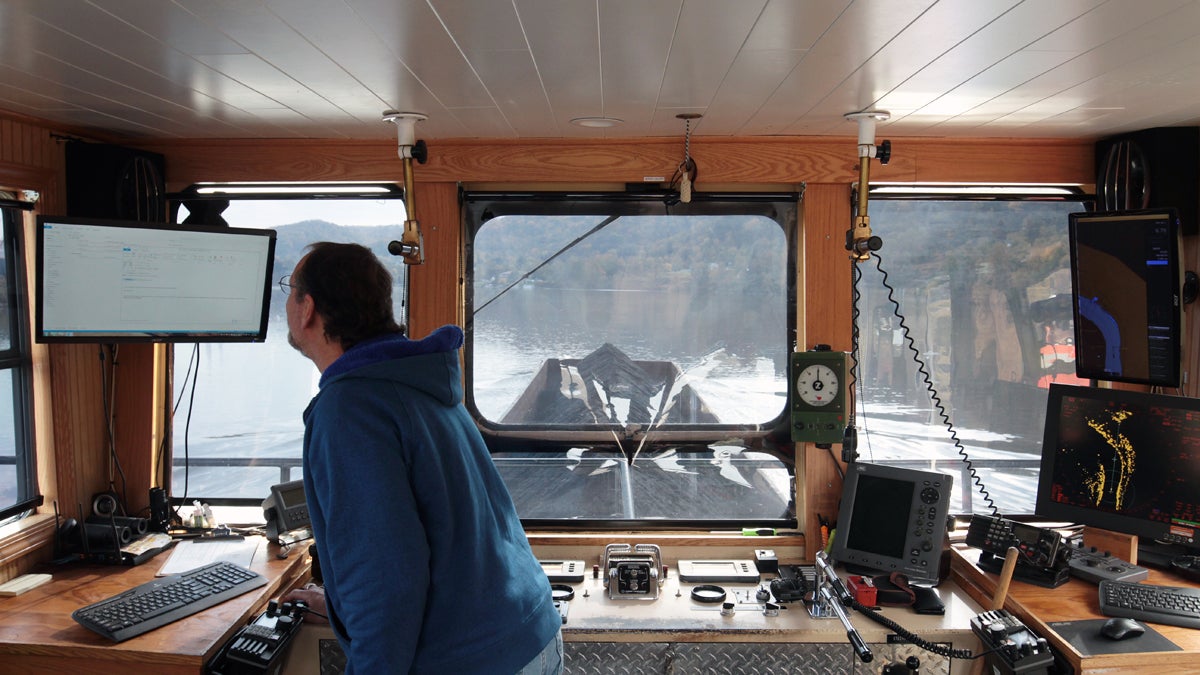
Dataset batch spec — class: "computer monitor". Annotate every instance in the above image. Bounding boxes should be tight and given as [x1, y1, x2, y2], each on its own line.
[36, 215, 276, 343]
[1036, 384, 1200, 561]
[1068, 208, 1182, 387]
[830, 462, 953, 585]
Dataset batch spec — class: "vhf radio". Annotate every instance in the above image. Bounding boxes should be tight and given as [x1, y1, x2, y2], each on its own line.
[966, 514, 1070, 588]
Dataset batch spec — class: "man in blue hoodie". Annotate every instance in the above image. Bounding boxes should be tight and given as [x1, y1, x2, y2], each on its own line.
[279, 242, 562, 674]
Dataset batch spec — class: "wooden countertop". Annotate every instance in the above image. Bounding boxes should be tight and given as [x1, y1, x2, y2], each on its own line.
[951, 545, 1200, 675]
[0, 536, 309, 675]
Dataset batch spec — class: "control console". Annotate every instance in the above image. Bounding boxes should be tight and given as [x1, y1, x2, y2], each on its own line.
[970, 609, 1054, 675]
[1067, 542, 1149, 584]
[207, 599, 306, 675]
[602, 543, 663, 600]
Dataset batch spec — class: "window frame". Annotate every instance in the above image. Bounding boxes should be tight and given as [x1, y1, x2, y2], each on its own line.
[0, 202, 37, 522]
[462, 190, 800, 447]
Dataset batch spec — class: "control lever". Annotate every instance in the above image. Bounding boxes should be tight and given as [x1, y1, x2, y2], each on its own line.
[970, 608, 1054, 675]
[814, 551, 873, 664]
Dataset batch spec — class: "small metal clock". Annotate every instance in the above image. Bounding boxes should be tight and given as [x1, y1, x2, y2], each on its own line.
[790, 349, 848, 444]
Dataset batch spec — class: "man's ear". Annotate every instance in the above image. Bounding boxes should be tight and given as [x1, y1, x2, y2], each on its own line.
[297, 294, 319, 328]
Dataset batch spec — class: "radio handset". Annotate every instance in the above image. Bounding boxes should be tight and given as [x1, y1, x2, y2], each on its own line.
[262, 480, 310, 544]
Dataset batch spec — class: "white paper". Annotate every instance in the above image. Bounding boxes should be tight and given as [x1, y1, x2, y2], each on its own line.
[156, 536, 262, 576]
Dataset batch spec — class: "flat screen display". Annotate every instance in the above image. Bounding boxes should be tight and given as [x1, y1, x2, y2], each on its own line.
[1068, 209, 1182, 387]
[36, 216, 276, 343]
[1036, 383, 1200, 552]
[830, 462, 952, 585]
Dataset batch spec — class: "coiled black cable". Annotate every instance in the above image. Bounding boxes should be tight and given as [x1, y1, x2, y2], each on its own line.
[842, 593, 994, 661]
[862, 252, 999, 516]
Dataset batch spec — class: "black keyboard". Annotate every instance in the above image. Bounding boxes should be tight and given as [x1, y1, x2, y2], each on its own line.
[1098, 579, 1200, 629]
[72, 561, 268, 642]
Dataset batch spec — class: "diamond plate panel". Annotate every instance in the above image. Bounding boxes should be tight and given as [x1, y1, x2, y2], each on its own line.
[565, 642, 674, 674]
[564, 641, 952, 675]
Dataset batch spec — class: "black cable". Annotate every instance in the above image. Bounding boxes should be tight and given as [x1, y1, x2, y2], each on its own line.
[98, 345, 129, 513]
[865, 252, 999, 517]
[842, 593, 998, 661]
[173, 343, 203, 521]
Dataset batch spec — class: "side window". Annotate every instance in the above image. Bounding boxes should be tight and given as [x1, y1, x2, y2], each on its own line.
[465, 193, 797, 525]
[853, 190, 1087, 516]
[0, 204, 35, 521]
[170, 189, 407, 503]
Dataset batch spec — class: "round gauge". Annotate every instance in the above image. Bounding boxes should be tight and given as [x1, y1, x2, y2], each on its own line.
[795, 364, 839, 407]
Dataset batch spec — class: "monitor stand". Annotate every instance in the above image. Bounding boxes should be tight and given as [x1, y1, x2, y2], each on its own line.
[1137, 539, 1199, 569]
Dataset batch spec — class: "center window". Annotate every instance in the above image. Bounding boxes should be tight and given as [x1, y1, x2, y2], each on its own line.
[464, 192, 797, 527]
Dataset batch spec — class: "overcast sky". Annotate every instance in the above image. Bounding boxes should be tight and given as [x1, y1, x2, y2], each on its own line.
[184, 198, 405, 229]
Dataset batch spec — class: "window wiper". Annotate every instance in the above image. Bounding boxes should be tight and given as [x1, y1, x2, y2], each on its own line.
[474, 214, 620, 313]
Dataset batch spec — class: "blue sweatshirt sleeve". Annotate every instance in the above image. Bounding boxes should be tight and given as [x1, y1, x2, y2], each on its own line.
[306, 384, 427, 674]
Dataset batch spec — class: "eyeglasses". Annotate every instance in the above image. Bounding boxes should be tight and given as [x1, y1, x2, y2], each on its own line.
[279, 274, 299, 295]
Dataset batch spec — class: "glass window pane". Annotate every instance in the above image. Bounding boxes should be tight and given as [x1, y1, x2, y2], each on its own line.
[171, 197, 406, 501]
[853, 198, 1084, 515]
[495, 446, 793, 521]
[0, 204, 28, 518]
[468, 196, 796, 524]
[0, 216, 10, 351]
[0, 370, 18, 507]
[471, 214, 788, 428]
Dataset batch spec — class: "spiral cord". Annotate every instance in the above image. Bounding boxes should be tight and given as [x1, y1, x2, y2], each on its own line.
[843, 593, 992, 661]
[860, 252, 999, 517]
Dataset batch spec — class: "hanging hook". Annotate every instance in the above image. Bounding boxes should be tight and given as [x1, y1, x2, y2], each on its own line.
[675, 113, 702, 203]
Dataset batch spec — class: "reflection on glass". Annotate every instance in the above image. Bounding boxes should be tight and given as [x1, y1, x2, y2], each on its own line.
[854, 199, 1081, 515]
[170, 199, 406, 500]
[494, 446, 792, 521]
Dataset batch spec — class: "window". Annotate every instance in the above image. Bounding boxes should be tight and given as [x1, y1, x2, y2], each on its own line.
[851, 187, 1088, 516]
[169, 187, 407, 503]
[0, 202, 35, 522]
[464, 192, 798, 526]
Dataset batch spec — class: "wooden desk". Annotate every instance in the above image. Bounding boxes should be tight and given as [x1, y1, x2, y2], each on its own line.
[951, 545, 1200, 675]
[0, 537, 310, 675]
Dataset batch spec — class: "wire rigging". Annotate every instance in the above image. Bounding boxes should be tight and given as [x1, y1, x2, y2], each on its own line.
[473, 214, 620, 314]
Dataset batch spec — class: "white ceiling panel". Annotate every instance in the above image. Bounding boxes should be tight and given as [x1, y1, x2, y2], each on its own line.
[2, 0, 1199, 141]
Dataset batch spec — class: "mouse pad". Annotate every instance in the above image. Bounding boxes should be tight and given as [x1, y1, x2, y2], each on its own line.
[1048, 619, 1181, 656]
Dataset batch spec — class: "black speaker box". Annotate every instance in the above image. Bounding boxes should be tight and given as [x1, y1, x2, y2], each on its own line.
[65, 141, 167, 222]
[1095, 126, 1199, 235]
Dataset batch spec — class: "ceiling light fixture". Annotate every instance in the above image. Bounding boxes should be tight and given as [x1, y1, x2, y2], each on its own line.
[570, 116, 624, 128]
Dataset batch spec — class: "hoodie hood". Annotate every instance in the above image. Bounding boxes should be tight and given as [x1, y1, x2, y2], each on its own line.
[316, 324, 465, 405]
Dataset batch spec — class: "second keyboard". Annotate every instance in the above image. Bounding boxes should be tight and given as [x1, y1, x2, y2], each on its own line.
[1098, 579, 1200, 629]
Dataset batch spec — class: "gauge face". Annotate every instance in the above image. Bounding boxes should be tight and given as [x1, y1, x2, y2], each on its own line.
[795, 364, 839, 407]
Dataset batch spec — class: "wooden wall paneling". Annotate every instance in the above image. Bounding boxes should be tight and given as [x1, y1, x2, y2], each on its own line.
[406, 182, 463, 338]
[140, 136, 1093, 190]
[48, 344, 110, 519]
[801, 183, 854, 554]
[110, 344, 165, 517]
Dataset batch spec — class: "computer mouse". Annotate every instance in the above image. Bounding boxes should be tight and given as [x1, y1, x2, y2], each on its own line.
[1100, 617, 1145, 641]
